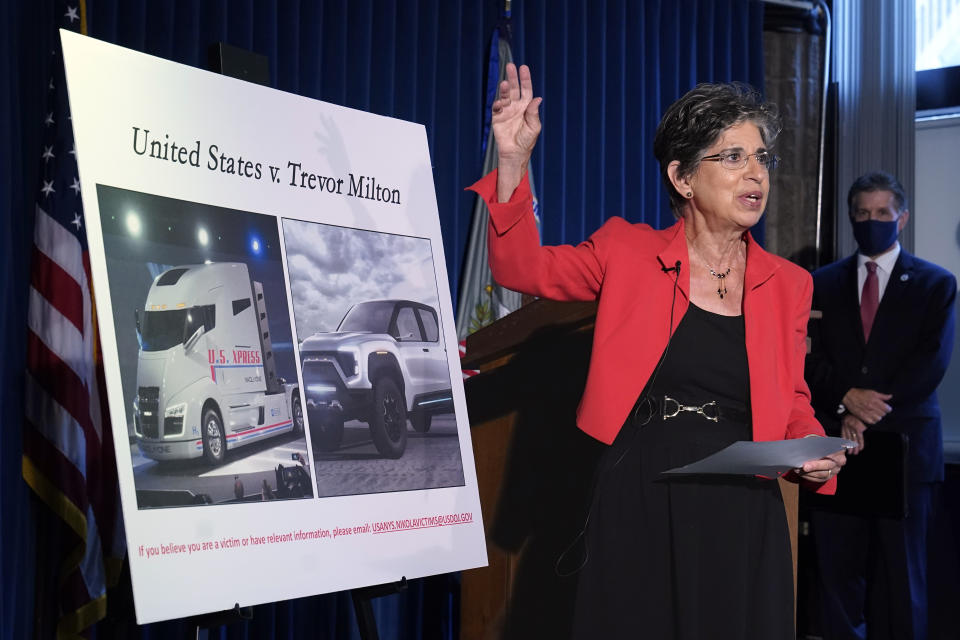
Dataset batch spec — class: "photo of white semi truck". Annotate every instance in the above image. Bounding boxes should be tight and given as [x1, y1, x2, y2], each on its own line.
[132, 262, 304, 465]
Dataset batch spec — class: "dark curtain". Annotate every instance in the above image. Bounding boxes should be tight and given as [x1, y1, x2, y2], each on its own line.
[1, 1, 764, 638]
[511, 0, 766, 246]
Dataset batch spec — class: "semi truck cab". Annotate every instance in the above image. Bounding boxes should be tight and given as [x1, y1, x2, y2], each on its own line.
[133, 263, 302, 465]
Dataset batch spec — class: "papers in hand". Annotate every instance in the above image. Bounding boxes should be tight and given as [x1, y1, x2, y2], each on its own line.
[662, 436, 855, 477]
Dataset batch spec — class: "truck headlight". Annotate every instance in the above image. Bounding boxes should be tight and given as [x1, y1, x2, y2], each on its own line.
[163, 403, 187, 436]
[132, 399, 141, 436]
[336, 348, 359, 378]
[164, 403, 186, 418]
[306, 383, 337, 396]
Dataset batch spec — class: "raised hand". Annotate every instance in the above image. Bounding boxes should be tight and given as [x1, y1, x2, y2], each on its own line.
[492, 63, 542, 202]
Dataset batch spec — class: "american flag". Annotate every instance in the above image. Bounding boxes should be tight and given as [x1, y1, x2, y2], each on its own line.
[459, 339, 479, 379]
[21, 2, 125, 637]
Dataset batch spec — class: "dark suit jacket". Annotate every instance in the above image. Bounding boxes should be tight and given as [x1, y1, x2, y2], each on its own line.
[805, 249, 957, 483]
[470, 170, 836, 493]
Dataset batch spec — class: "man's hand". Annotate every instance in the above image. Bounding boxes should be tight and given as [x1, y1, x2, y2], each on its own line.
[842, 387, 892, 424]
[491, 63, 542, 202]
[840, 413, 868, 455]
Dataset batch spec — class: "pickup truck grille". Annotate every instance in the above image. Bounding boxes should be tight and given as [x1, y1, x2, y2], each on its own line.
[302, 360, 340, 385]
[138, 386, 160, 438]
[302, 351, 357, 378]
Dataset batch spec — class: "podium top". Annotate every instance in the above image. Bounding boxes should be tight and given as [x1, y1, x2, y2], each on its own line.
[461, 298, 597, 370]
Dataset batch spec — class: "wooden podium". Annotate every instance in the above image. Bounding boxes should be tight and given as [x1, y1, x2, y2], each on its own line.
[460, 299, 602, 639]
[459, 299, 800, 639]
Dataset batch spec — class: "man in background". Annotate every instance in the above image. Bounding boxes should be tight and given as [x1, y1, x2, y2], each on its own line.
[805, 171, 956, 639]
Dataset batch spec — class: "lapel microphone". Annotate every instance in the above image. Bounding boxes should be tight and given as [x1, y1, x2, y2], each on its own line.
[658, 257, 682, 275]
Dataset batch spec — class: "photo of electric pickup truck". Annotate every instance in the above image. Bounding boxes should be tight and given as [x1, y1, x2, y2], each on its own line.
[298, 299, 454, 459]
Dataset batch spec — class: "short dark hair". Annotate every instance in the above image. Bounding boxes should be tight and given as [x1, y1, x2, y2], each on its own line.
[847, 171, 908, 217]
[653, 82, 781, 216]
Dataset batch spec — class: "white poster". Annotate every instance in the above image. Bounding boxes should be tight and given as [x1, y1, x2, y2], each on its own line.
[61, 31, 486, 624]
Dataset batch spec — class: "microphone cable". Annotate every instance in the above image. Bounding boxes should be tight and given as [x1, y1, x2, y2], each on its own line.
[554, 258, 683, 577]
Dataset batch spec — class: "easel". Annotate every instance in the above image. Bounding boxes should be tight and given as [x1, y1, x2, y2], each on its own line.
[190, 604, 252, 640]
[186, 580, 409, 640]
[351, 578, 409, 640]
[199, 43, 408, 640]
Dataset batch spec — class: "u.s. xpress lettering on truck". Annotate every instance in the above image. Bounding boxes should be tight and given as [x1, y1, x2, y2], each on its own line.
[133, 262, 304, 464]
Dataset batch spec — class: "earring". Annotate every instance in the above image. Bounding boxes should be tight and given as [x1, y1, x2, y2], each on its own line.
[686, 191, 692, 198]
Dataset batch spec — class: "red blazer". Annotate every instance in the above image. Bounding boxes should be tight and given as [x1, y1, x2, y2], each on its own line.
[469, 170, 835, 494]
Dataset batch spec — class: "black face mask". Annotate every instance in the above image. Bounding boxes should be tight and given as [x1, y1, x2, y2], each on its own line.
[853, 219, 899, 256]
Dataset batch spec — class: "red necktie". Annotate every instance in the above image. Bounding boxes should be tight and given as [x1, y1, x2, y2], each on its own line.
[861, 261, 879, 341]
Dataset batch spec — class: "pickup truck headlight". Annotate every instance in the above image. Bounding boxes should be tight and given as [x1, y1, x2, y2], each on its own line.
[335, 349, 359, 378]
[163, 403, 187, 436]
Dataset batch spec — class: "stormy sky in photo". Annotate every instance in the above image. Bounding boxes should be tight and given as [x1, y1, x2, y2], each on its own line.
[282, 219, 441, 340]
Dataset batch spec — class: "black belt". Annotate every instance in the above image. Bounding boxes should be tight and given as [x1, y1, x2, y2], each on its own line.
[631, 394, 750, 426]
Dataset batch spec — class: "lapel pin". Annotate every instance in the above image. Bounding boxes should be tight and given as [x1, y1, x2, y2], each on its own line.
[900, 274, 909, 282]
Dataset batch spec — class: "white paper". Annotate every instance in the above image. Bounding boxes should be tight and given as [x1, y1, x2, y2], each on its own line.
[662, 437, 854, 477]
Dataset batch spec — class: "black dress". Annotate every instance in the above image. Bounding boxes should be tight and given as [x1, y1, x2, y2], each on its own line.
[571, 303, 794, 639]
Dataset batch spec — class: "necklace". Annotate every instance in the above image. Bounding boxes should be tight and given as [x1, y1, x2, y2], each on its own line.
[688, 241, 736, 299]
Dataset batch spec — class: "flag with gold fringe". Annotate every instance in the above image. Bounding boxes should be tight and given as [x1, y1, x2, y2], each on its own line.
[21, 2, 126, 637]
[455, 10, 541, 346]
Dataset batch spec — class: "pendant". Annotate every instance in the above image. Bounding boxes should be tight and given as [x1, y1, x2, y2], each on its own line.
[711, 268, 730, 299]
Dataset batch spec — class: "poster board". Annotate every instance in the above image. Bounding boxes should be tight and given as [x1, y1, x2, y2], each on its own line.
[61, 31, 486, 624]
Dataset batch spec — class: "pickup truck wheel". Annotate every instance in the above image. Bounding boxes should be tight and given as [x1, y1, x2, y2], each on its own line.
[410, 412, 432, 433]
[292, 394, 304, 434]
[308, 409, 344, 452]
[370, 378, 406, 458]
[202, 408, 226, 465]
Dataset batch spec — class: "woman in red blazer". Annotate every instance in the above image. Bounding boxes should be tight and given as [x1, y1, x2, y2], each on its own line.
[469, 64, 846, 639]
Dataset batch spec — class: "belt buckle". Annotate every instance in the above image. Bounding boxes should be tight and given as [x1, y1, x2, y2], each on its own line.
[662, 396, 720, 422]
[698, 401, 720, 422]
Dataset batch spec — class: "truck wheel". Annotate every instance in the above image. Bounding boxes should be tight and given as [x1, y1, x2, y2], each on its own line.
[308, 409, 344, 452]
[370, 378, 407, 458]
[202, 408, 226, 465]
[410, 411, 432, 433]
[292, 394, 304, 434]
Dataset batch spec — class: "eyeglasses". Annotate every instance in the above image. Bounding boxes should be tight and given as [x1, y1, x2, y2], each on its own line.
[700, 150, 780, 171]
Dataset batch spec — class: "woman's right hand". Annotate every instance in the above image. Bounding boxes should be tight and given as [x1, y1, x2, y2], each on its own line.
[492, 63, 542, 202]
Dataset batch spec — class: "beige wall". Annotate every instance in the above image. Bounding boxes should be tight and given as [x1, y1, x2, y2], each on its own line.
[915, 114, 960, 449]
